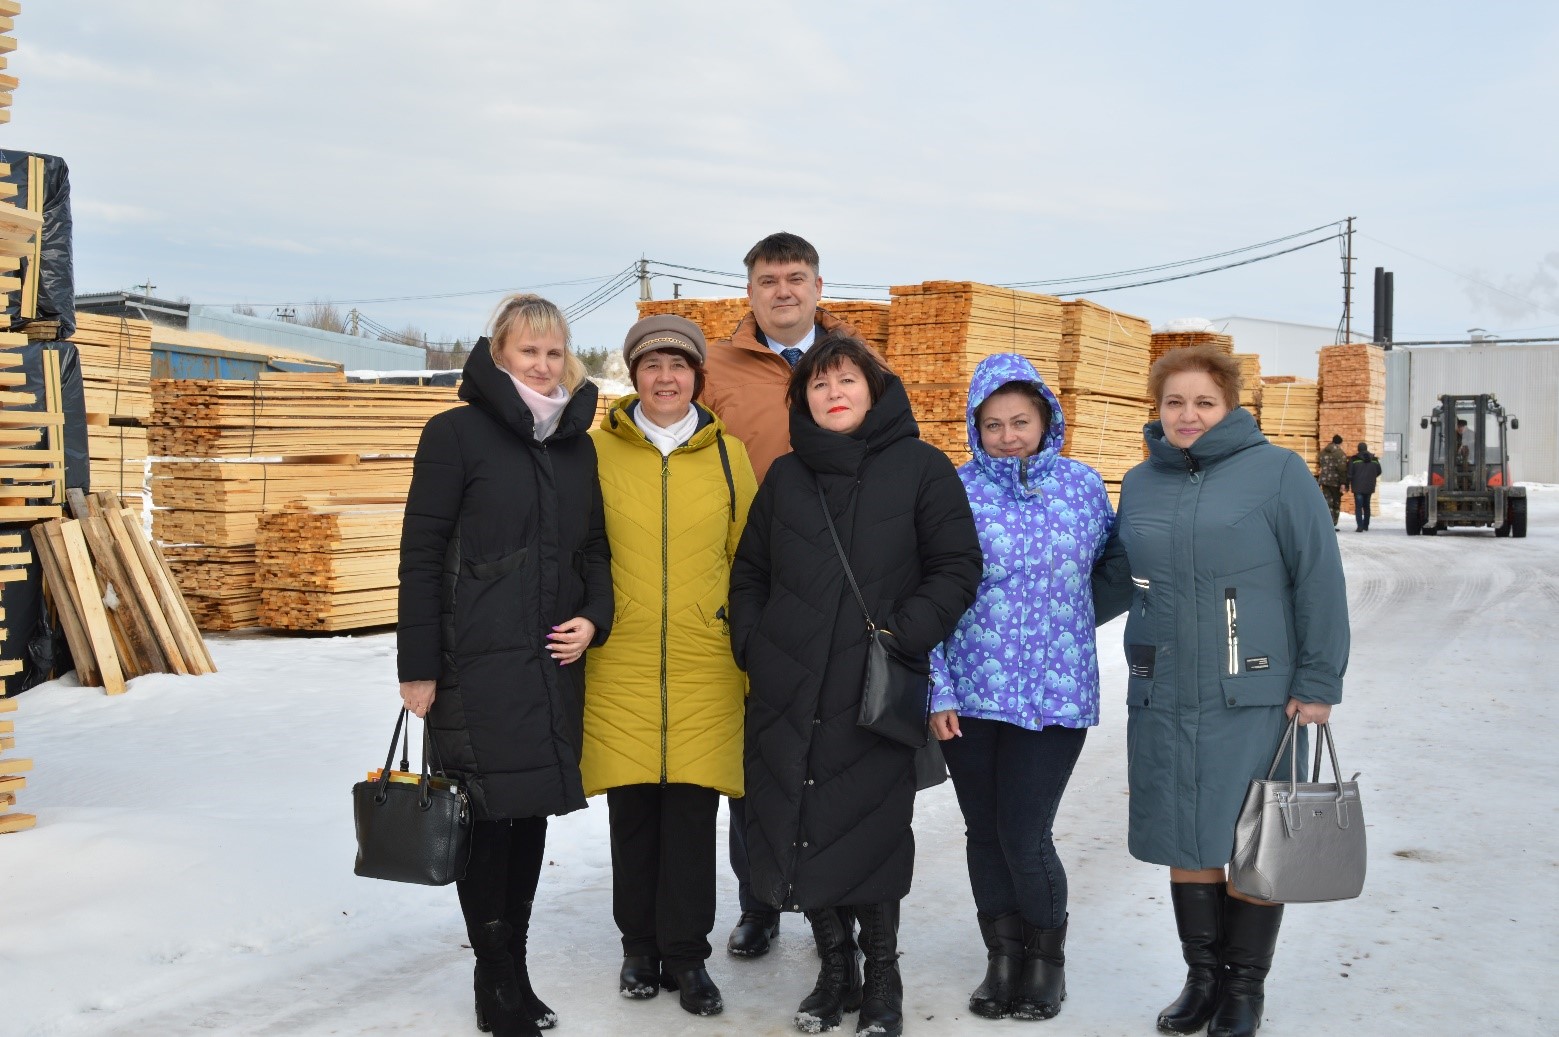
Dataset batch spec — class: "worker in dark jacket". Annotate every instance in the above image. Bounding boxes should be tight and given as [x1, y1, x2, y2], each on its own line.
[1094, 345, 1348, 1037]
[1316, 434, 1347, 529]
[397, 293, 613, 1037]
[729, 332, 982, 1037]
[1348, 442, 1383, 531]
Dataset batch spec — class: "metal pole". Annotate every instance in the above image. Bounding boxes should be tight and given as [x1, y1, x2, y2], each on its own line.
[1343, 216, 1354, 343]
[638, 257, 652, 301]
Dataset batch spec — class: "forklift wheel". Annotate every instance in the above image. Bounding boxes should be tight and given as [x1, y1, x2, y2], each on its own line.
[1510, 498, 1527, 539]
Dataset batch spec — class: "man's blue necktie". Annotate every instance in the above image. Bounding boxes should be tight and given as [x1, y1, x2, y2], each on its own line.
[781, 347, 803, 368]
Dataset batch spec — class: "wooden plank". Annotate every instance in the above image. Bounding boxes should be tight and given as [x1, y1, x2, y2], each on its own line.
[0, 756, 31, 774]
[80, 513, 165, 675]
[119, 508, 215, 674]
[0, 813, 36, 834]
[0, 774, 23, 794]
[0, 696, 15, 712]
[103, 506, 186, 675]
[58, 520, 127, 694]
[33, 524, 100, 686]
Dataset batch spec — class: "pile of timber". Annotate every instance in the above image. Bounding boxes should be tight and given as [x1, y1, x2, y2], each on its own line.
[33, 490, 215, 696]
[1150, 329, 1233, 367]
[1259, 377, 1320, 472]
[2, 528, 31, 832]
[257, 497, 404, 631]
[1057, 301, 1153, 495]
[0, 335, 64, 525]
[634, 298, 891, 355]
[146, 372, 460, 458]
[0, 693, 25, 833]
[888, 282, 1064, 466]
[150, 457, 413, 631]
[68, 313, 153, 510]
[1318, 343, 1387, 516]
[1234, 353, 1264, 417]
[0, 2, 17, 127]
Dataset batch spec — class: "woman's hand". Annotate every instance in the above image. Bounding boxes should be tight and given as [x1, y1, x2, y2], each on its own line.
[548, 617, 597, 666]
[400, 680, 436, 718]
[1285, 698, 1333, 725]
[930, 709, 961, 741]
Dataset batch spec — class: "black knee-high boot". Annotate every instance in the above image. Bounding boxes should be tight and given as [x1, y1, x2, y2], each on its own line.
[854, 901, 903, 1037]
[794, 907, 862, 1033]
[1207, 897, 1283, 1037]
[499, 817, 555, 1030]
[1157, 883, 1225, 1034]
[459, 821, 541, 1037]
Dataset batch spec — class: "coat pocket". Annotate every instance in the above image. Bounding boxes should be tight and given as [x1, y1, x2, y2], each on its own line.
[1218, 672, 1292, 708]
[465, 546, 528, 580]
[1125, 644, 1156, 708]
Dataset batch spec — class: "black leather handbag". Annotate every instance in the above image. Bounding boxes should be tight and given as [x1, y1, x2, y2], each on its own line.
[352, 708, 472, 886]
[816, 481, 931, 751]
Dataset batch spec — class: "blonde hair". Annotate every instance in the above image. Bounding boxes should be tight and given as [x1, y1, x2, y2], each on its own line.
[488, 293, 587, 391]
[1148, 344, 1241, 409]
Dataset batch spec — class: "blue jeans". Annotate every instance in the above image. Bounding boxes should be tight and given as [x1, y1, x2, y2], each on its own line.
[940, 717, 1087, 928]
[1354, 491, 1373, 530]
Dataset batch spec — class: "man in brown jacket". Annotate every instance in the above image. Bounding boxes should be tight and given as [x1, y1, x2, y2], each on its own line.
[705, 232, 861, 960]
[704, 232, 861, 484]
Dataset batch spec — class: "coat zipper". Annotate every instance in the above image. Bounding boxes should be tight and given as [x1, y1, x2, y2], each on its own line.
[1224, 587, 1239, 676]
[659, 453, 670, 784]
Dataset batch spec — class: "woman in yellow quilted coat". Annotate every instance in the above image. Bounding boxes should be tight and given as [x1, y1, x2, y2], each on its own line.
[584, 314, 757, 1018]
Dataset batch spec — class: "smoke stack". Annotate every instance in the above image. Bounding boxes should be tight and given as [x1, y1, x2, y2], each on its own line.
[1372, 267, 1386, 343]
[1383, 271, 1394, 347]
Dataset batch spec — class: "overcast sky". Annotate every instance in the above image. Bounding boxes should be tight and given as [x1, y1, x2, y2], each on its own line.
[11, 1, 1558, 352]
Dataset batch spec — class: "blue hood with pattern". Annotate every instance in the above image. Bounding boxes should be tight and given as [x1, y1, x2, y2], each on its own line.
[931, 353, 1115, 730]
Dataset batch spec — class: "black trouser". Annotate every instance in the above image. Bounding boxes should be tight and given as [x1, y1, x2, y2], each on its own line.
[1354, 491, 1373, 530]
[727, 794, 767, 914]
[609, 783, 719, 973]
[456, 817, 548, 936]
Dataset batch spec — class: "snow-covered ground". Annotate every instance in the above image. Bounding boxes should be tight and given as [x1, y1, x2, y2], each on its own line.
[3, 482, 1555, 1036]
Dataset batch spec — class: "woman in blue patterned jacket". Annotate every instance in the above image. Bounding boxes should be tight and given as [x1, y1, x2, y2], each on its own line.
[929, 352, 1115, 1024]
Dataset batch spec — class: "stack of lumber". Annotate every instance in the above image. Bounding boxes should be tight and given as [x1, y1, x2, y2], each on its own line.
[1259, 377, 1320, 472]
[888, 282, 1065, 466]
[1233, 353, 1263, 417]
[68, 313, 154, 510]
[1057, 301, 1153, 496]
[1150, 329, 1233, 367]
[1318, 343, 1387, 516]
[257, 497, 405, 631]
[592, 393, 620, 429]
[146, 372, 460, 458]
[150, 457, 414, 631]
[633, 297, 891, 355]
[0, 693, 26, 833]
[32, 490, 215, 696]
[0, 325, 64, 524]
[0, 2, 17, 127]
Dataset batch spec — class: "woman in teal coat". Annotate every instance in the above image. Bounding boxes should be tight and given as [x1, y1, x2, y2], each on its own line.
[1095, 345, 1348, 1037]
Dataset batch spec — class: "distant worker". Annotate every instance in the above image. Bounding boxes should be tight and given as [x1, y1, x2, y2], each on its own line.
[1348, 442, 1383, 532]
[1454, 418, 1473, 490]
[702, 232, 862, 959]
[1316, 435, 1347, 531]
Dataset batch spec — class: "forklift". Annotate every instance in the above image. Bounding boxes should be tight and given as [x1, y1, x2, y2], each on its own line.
[1406, 393, 1525, 537]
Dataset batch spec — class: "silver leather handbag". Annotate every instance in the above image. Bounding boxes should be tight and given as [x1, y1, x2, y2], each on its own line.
[1230, 718, 1365, 903]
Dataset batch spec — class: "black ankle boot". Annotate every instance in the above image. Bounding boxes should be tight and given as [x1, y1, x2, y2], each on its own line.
[1157, 883, 1226, 1034]
[1009, 914, 1066, 1021]
[795, 907, 862, 1033]
[969, 911, 1023, 1019]
[486, 898, 555, 1031]
[728, 908, 782, 957]
[1207, 897, 1283, 1037]
[854, 901, 903, 1037]
[469, 919, 540, 1037]
[619, 954, 670, 999]
[667, 965, 725, 1016]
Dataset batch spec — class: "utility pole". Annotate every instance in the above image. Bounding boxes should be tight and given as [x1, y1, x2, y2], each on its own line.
[133, 279, 156, 298]
[1342, 216, 1355, 344]
[348, 308, 360, 336]
[638, 256, 652, 301]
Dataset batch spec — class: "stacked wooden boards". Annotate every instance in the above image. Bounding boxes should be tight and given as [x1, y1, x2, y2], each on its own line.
[1233, 353, 1264, 418]
[1057, 301, 1154, 495]
[0, 1, 17, 127]
[69, 313, 153, 510]
[1259, 377, 1320, 473]
[151, 457, 414, 630]
[635, 297, 891, 355]
[0, 692, 27, 833]
[257, 497, 404, 631]
[1149, 329, 1234, 366]
[33, 490, 215, 696]
[1319, 343, 1387, 516]
[889, 282, 1065, 466]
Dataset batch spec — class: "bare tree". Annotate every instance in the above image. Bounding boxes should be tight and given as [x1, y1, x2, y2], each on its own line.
[299, 299, 349, 334]
[231, 303, 258, 316]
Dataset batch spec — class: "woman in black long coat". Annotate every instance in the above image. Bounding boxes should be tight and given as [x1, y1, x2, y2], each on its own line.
[729, 332, 982, 1037]
[397, 293, 613, 1037]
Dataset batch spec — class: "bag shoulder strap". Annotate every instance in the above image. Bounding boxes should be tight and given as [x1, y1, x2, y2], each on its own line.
[815, 477, 874, 633]
[715, 431, 736, 521]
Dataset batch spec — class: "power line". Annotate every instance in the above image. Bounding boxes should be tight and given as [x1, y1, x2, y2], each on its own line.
[205, 273, 626, 309]
[1045, 234, 1342, 297]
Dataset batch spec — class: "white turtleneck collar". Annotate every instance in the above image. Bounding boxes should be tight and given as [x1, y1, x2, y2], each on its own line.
[632, 401, 699, 456]
[508, 373, 571, 441]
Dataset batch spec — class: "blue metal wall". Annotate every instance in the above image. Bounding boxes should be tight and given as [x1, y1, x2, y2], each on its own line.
[185, 306, 425, 370]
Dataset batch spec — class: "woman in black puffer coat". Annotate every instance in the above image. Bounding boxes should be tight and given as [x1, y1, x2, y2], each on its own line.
[730, 332, 982, 1037]
[397, 294, 613, 1037]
